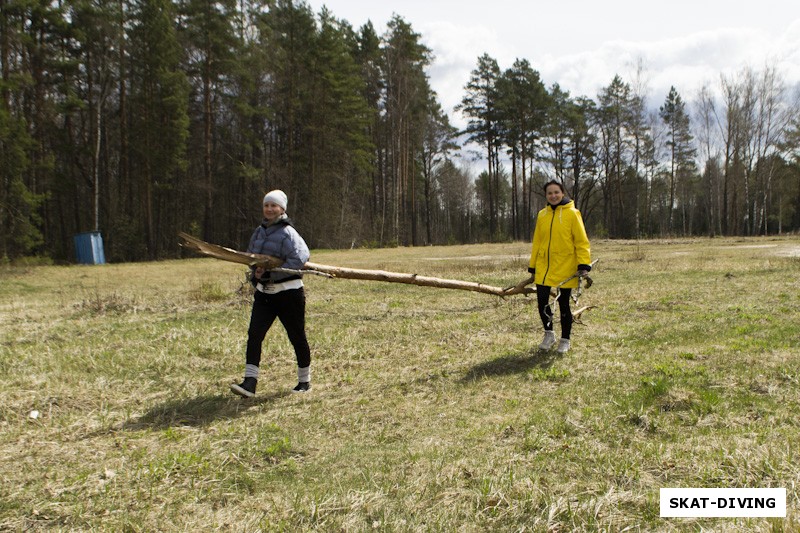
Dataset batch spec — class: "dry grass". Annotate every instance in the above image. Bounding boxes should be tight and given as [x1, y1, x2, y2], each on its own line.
[1, 236, 799, 531]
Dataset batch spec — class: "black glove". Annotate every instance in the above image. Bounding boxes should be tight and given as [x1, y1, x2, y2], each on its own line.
[249, 267, 262, 286]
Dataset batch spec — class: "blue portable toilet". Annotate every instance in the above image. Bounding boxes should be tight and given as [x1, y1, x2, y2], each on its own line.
[73, 231, 106, 264]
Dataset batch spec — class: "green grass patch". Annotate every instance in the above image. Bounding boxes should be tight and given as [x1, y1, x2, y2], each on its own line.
[1, 236, 799, 530]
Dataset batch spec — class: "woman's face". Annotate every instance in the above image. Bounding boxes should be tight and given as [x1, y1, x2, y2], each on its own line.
[545, 184, 565, 205]
[263, 201, 285, 221]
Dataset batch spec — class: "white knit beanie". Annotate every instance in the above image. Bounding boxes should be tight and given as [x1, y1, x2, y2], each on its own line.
[263, 190, 288, 210]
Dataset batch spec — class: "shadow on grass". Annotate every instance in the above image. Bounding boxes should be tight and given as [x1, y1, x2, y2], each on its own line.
[460, 349, 561, 383]
[121, 390, 290, 430]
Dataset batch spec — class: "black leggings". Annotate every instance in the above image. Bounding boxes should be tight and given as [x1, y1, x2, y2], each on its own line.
[536, 284, 573, 339]
[246, 288, 311, 368]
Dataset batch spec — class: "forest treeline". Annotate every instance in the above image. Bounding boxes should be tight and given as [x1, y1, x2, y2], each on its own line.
[2, 0, 799, 262]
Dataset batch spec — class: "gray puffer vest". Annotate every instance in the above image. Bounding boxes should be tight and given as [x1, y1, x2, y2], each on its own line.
[247, 216, 310, 283]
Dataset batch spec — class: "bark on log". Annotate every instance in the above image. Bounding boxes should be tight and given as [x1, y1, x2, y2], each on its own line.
[178, 232, 282, 268]
[303, 261, 530, 296]
[178, 232, 535, 297]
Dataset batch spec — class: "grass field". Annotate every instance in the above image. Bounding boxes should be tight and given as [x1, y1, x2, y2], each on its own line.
[1, 236, 799, 531]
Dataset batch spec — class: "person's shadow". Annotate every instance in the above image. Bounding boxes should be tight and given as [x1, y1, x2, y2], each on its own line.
[120, 390, 290, 431]
[460, 348, 560, 383]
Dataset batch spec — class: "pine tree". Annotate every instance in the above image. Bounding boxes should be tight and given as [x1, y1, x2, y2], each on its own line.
[383, 15, 432, 246]
[543, 86, 598, 224]
[0, 105, 43, 259]
[419, 96, 457, 244]
[659, 86, 696, 234]
[457, 54, 502, 239]
[353, 21, 385, 241]
[128, 0, 189, 258]
[496, 59, 548, 238]
[307, 8, 374, 246]
[596, 75, 634, 237]
[1, 0, 70, 258]
[225, 0, 273, 246]
[260, 0, 317, 217]
[178, 0, 237, 243]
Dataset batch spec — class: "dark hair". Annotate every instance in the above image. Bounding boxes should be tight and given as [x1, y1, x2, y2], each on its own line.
[543, 180, 566, 194]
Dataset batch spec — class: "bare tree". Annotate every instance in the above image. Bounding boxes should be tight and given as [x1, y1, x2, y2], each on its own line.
[749, 65, 792, 234]
[694, 84, 723, 236]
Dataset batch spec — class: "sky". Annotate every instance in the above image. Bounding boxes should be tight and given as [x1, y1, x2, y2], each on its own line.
[305, 0, 800, 130]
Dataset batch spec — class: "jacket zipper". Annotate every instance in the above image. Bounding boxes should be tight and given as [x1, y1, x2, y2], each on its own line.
[542, 207, 556, 285]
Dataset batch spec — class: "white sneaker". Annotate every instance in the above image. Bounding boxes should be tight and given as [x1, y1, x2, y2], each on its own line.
[538, 331, 557, 350]
[556, 338, 570, 354]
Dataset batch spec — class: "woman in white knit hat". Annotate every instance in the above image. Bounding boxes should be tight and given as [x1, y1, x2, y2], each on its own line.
[231, 189, 313, 397]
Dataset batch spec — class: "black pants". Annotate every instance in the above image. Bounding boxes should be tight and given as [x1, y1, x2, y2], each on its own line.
[536, 284, 573, 339]
[246, 288, 311, 369]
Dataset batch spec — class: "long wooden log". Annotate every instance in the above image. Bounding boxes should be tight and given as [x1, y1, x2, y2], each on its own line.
[178, 232, 535, 296]
[303, 261, 528, 296]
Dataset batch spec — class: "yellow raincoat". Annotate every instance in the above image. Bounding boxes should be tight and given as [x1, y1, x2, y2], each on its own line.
[528, 200, 591, 289]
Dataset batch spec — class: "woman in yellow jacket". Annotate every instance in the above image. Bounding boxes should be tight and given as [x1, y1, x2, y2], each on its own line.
[527, 180, 592, 354]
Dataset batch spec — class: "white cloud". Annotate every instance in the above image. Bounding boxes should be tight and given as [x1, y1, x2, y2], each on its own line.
[420, 21, 516, 114]
[307, 1, 800, 134]
[435, 22, 800, 118]
[772, 19, 800, 86]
